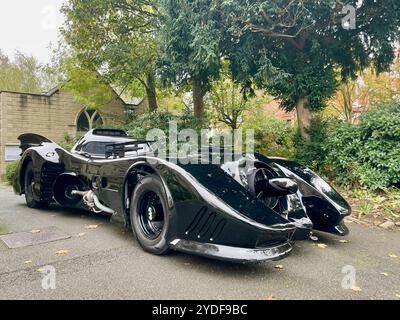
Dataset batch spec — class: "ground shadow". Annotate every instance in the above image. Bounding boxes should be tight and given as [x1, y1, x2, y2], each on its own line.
[14, 201, 348, 279]
[17, 202, 110, 222]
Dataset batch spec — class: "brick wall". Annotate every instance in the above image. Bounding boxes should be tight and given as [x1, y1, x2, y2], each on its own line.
[0, 88, 128, 175]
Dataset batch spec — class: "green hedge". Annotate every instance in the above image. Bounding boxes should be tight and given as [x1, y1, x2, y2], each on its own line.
[293, 116, 337, 172]
[243, 115, 295, 158]
[324, 101, 400, 189]
[5, 160, 19, 185]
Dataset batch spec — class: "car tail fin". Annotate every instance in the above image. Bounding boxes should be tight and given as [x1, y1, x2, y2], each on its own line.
[18, 133, 53, 153]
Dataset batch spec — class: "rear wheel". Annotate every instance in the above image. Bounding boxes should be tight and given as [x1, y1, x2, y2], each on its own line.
[130, 175, 171, 255]
[24, 162, 49, 209]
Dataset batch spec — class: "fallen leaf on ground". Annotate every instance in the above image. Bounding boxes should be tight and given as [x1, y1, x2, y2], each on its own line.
[265, 294, 275, 300]
[29, 230, 41, 234]
[351, 286, 362, 292]
[55, 249, 70, 255]
[37, 267, 44, 273]
[389, 254, 398, 258]
[76, 232, 86, 237]
[85, 224, 99, 229]
[24, 260, 32, 264]
[380, 272, 389, 277]
[274, 265, 284, 270]
[339, 239, 349, 243]
[317, 243, 328, 249]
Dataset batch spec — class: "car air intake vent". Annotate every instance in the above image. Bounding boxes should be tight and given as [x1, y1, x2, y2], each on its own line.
[185, 207, 226, 242]
[40, 163, 64, 201]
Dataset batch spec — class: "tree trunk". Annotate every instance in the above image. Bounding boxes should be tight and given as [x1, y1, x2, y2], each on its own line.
[192, 79, 204, 119]
[295, 96, 312, 140]
[145, 71, 158, 112]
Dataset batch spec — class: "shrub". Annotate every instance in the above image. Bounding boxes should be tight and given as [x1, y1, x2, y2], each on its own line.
[293, 116, 336, 171]
[5, 160, 19, 185]
[243, 115, 295, 158]
[59, 132, 82, 151]
[324, 101, 400, 189]
[124, 111, 177, 138]
[126, 110, 210, 135]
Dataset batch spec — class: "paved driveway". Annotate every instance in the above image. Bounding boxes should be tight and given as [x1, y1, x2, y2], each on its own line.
[0, 184, 399, 300]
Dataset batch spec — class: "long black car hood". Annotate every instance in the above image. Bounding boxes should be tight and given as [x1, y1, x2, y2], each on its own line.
[177, 154, 292, 227]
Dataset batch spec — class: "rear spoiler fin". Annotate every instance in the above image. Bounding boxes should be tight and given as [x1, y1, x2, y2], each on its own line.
[18, 133, 53, 153]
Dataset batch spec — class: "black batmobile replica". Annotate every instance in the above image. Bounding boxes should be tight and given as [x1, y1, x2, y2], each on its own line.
[13, 129, 351, 263]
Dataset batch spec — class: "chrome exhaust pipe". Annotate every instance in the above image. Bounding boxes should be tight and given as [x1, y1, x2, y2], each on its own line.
[71, 190, 115, 215]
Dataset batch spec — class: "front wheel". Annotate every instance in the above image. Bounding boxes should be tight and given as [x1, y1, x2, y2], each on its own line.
[24, 162, 49, 209]
[130, 175, 171, 255]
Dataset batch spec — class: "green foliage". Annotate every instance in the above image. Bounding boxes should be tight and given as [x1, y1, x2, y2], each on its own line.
[357, 202, 374, 219]
[159, 0, 222, 90]
[0, 50, 56, 93]
[294, 116, 337, 171]
[324, 101, 400, 189]
[5, 160, 19, 185]
[0, 223, 6, 235]
[221, 0, 400, 114]
[343, 187, 400, 222]
[62, 60, 114, 109]
[61, 0, 160, 110]
[124, 110, 209, 138]
[59, 132, 81, 151]
[243, 114, 295, 158]
[125, 111, 176, 138]
[209, 65, 249, 129]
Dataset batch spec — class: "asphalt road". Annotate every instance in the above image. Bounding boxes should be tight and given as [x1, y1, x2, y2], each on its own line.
[0, 184, 399, 300]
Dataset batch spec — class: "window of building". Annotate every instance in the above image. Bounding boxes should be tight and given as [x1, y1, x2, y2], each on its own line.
[5, 145, 22, 161]
[77, 109, 104, 132]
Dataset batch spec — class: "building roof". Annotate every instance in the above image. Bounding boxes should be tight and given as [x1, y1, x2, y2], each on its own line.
[1, 84, 143, 108]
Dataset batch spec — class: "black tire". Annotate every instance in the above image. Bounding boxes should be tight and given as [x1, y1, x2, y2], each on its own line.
[24, 162, 49, 209]
[130, 175, 171, 255]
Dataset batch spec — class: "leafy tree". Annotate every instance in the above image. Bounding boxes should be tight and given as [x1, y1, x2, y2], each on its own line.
[158, 0, 223, 118]
[61, 57, 115, 110]
[61, 0, 161, 111]
[327, 56, 400, 122]
[0, 50, 55, 93]
[221, 0, 400, 138]
[209, 66, 248, 130]
[326, 79, 359, 123]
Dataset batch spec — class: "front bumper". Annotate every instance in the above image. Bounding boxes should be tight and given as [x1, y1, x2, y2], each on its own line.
[169, 239, 292, 263]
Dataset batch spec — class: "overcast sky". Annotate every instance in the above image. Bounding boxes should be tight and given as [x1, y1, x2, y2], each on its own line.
[0, 0, 65, 64]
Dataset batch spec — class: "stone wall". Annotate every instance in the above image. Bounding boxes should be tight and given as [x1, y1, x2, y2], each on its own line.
[0, 88, 128, 175]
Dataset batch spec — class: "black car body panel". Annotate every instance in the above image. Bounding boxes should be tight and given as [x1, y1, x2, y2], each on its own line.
[13, 129, 351, 262]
